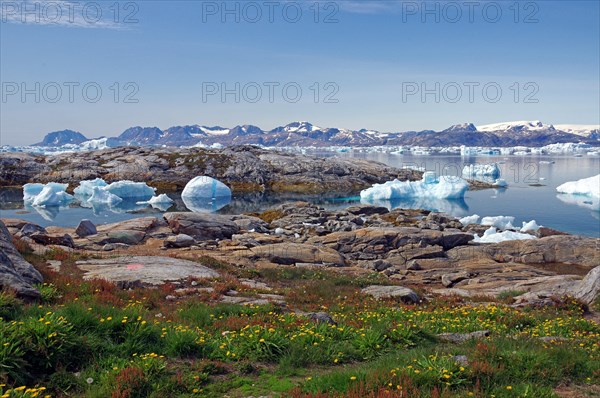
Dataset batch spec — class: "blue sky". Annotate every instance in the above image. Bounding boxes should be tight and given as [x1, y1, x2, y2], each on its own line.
[1, 0, 599, 145]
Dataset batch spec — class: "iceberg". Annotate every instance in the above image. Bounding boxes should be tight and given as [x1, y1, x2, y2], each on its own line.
[104, 181, 156, 200]
[520, 220, 541, 232]
[87, 186, 123, 205]
[136, 194, 175, 211]
[181, 176, 232, 213]
[137, 194, 174, 205]
[493, 179, 508, 188]
[459, 214, 480, 225]
[25, 183, 74, 208]
[360, 172, 469, 201]
[474, 227, 537, 243]
[556, 174, 600, 198]
[23, 183, 45, 202]
[181, 176, 232, 199]
[74, 178, 108, 196]
[462, 163, 500, 178]
[481, 216, 515, 230]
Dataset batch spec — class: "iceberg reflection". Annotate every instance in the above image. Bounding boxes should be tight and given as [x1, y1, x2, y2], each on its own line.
[556, 194, 600, 214]
[182, 196, 232, 213]
[361, 196, 469, 216]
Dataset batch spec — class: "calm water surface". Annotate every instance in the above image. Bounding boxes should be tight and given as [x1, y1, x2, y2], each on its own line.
[1, 152, 598, 237]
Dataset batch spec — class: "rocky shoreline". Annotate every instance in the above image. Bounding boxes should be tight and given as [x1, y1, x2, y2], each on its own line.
[0, 145, 493, 194]
[2, 202, 598, 307]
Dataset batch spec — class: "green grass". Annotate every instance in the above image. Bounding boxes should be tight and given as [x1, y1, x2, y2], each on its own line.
[0, 257, 598, 398]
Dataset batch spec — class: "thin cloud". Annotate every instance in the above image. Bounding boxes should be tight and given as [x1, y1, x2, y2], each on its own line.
[1, 0, 137, 29]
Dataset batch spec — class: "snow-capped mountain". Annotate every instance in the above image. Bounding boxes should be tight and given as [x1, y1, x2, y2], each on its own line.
[554, 124, 600, 139]
[33, 130, 88, 147]
[26, 120, 599, 150]
[477, 120, 553, 133]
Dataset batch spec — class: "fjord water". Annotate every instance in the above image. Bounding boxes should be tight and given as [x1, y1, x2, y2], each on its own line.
[336, 151, 600, 237]
[0, 152, 598, 237]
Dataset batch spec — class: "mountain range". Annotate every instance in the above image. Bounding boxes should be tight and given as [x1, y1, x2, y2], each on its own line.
[31, 121, 600, 148]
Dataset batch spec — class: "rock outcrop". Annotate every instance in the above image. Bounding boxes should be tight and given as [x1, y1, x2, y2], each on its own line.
[0, 220, 43, 300]
[0, 146, 421, 195]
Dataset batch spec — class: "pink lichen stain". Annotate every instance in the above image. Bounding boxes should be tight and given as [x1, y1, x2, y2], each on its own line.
[126, 263, 144, 270]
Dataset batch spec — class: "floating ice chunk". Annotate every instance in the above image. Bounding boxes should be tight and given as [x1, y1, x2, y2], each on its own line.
[74, 178, 107, 196]
[481, 216, 515, 230]
[459, 214, 480, 225]
[182, 176, 232, 199]
[360, 173, 469, 201]
[136, 194, 174, 211]
[556, 174, 600, 197]
[31, 183, 74, 207]
[473, 227, 537, 243]
[23, 183, 45, 202]
[87, 187, 123, 205]
[104, 181, 156, 200]
[493, 179, 508, 187]
[462, 163, 500, 177]
[146, 194, 174, 205]
[520, 220, 541, 232]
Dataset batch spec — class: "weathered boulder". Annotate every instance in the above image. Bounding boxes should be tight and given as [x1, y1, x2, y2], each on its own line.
[17, 223, 47, 237]
[0, 221, 42, 300]
[250, 243, 345, 266]
[75, 256, 219, 285]
[164, 234, 195, 248]
[164, 213, 240, 240]
[346, 204, 389, 216]
[75, 219, 97, 238]
[482, 235, 600, 268]
[574, 266, 599, 304]
[441, 271, 475, 288]
[230, 215, 270, 233]
[310, 227, 473, 260]
[30, 232, 74, 248]
[361, 285, 420, 303]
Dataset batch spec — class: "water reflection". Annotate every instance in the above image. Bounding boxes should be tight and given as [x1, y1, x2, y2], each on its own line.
[26, 204, 62, 221]
[361, 197, 469, 215]
[556, 194, 600, 215]
[182, 196, 232, 213]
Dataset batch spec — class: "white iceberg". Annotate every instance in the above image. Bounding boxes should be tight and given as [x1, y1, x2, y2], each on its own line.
[360, 172, 469, 201]
[459, 214, 480, 225]
[30, 183, 74, 208]
[556, 174, 600, 198]
[104, 180, 156, 200]
[23, 183, 45, 202]
[474, 227, 537, 243]
[481, 216, 515, 230]
[462, 163, 501, 178]
[137, 193, 174, 205]
[136, 194, 174, 211]
[520, 220, 541, 232]
[87, 186, 123, 205]
[181, 176, 232, 199]
[74, 178, 108, 196]
[493, 179, 508, 188]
